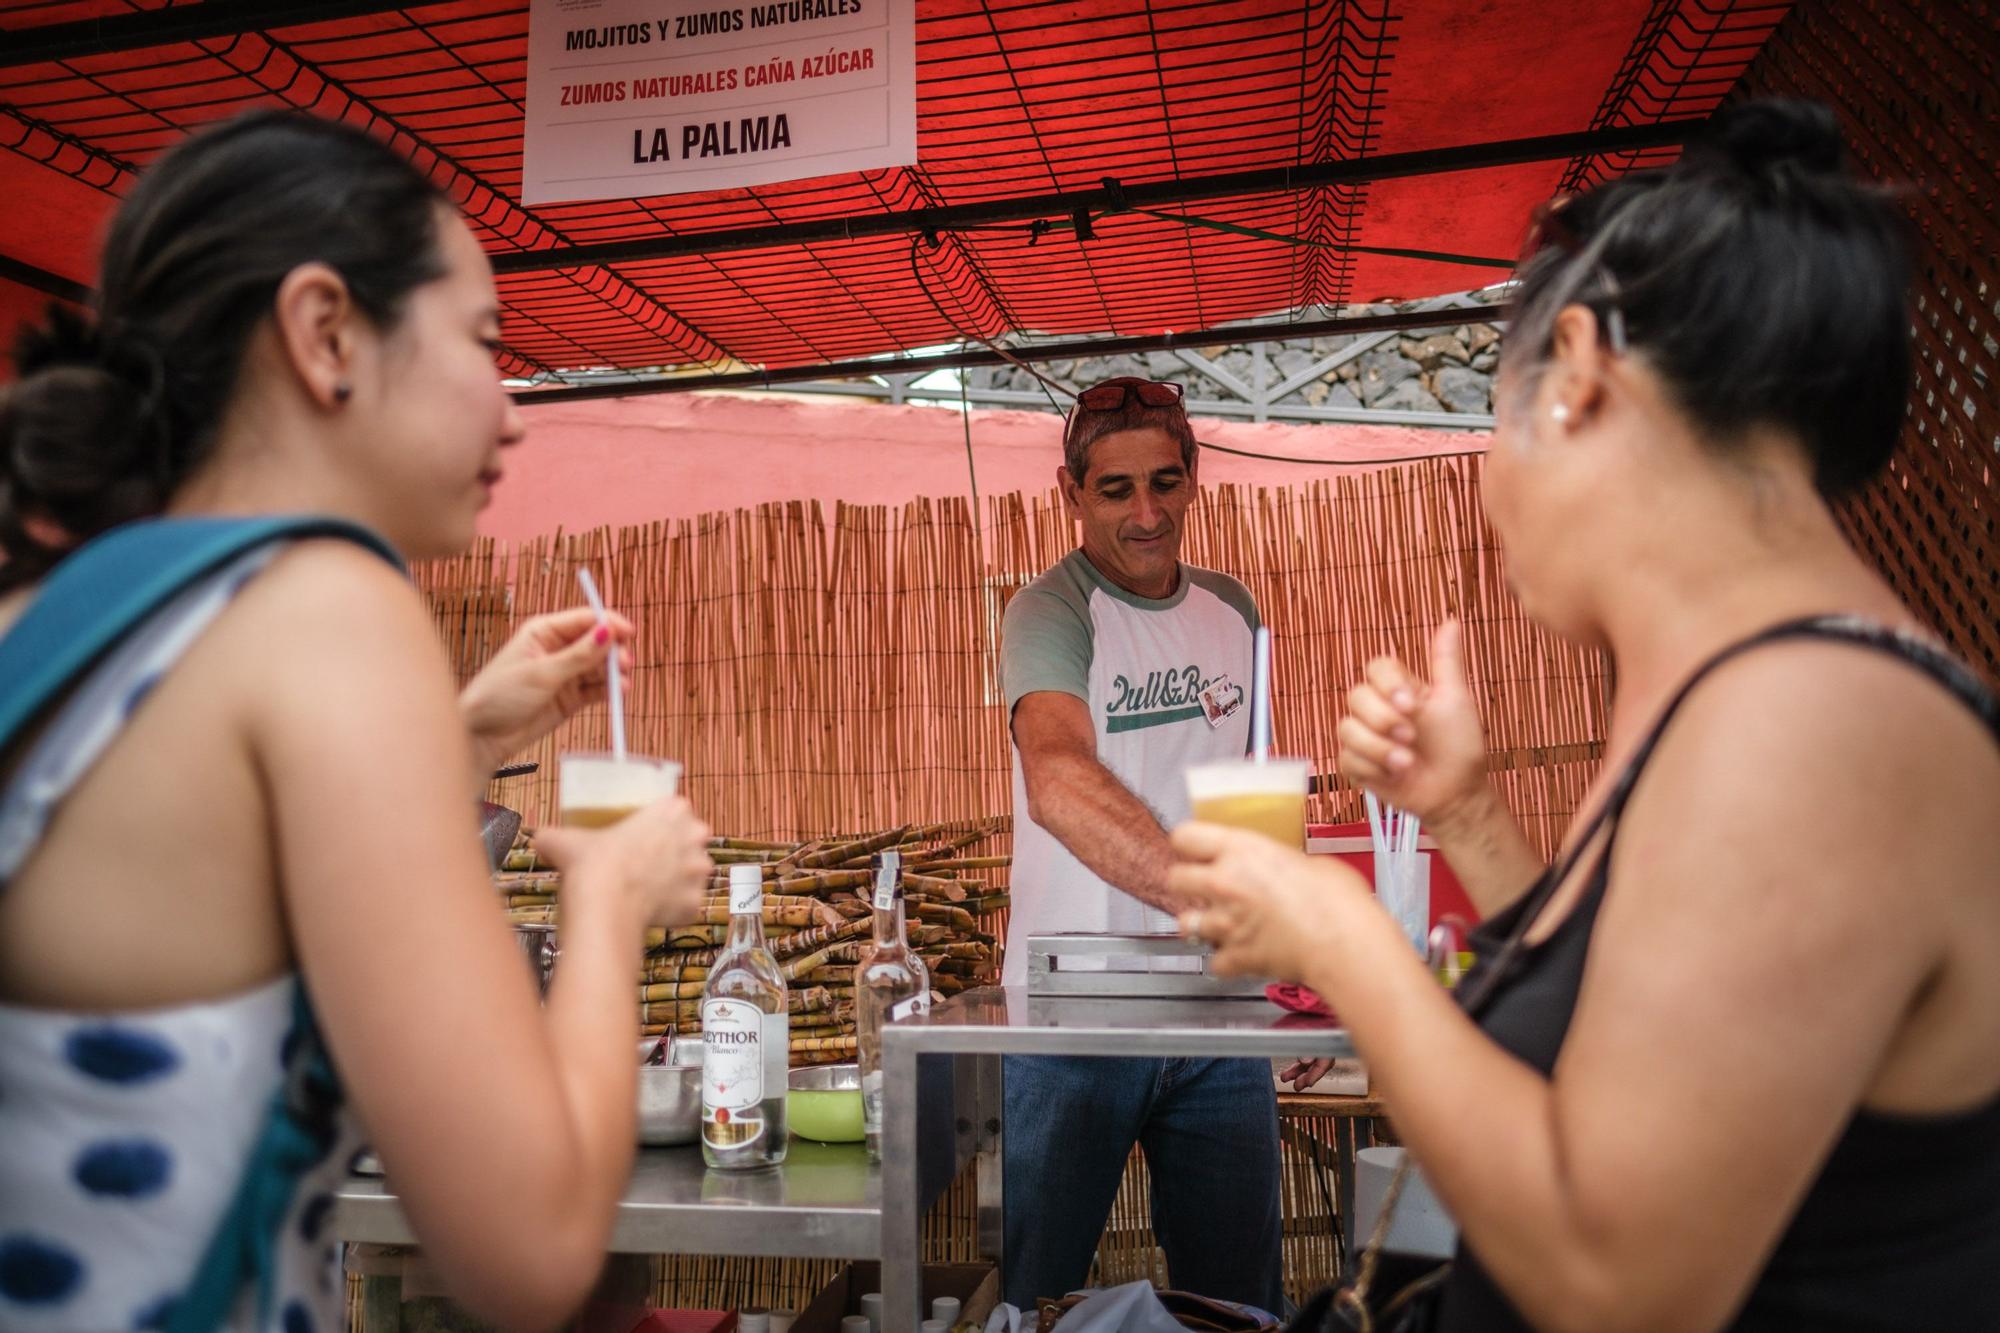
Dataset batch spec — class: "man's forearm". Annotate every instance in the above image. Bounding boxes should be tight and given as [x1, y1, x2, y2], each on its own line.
[1027, 753, 1180, 912]
[1428, 780, 1545, 918]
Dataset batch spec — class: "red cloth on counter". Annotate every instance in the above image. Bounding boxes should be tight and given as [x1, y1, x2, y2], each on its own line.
[1265, 982, 1336, 1019]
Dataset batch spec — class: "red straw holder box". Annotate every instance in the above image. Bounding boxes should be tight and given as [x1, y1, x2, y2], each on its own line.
[1306, 821, 1480, 930]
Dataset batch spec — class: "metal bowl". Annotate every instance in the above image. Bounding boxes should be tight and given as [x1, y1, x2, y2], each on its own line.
[789, 1063, 861, 1093]
[637, 1037, 702, 1147]
[514, 923, 558, 996]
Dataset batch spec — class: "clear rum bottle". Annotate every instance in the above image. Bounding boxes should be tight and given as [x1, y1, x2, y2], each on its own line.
[856, 849, 931, 1162]
[701, 863, 789, 1169]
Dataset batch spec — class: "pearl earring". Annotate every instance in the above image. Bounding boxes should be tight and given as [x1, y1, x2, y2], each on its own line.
[1550, 403, 1570, 423]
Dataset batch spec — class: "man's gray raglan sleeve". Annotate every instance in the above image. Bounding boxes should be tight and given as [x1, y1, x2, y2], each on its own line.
[1000, 585, 1092, 712]
[1188, 568, 1262, 636]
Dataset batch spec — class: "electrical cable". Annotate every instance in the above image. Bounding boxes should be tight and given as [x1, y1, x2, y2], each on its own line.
[959, 340, 981, 532]
[907, 234, 1072, 411]
[1197, 438, 1488, 466]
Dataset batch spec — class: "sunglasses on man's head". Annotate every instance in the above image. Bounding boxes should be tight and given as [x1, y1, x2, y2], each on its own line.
[1063, 378, 1185, 438]
[1076, 379, 1184, 411]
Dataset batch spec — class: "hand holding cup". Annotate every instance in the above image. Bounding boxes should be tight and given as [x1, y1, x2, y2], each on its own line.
[1168, 821, 1369, 982]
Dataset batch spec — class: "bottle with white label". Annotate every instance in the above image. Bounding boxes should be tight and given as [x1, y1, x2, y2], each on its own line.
[855, 849, 931, 1161]
[700, 863, 789, 1170]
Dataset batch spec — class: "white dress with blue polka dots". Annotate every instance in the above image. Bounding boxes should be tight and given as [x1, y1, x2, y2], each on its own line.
[0, 980, 361, 1331]
[0, 544, 360, 1332]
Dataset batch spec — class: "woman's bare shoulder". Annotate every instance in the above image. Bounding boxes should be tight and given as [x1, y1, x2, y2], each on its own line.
[1618, 634, 1999, 917]
[227, 537, 436, 649]
[200, 537, 455, 724]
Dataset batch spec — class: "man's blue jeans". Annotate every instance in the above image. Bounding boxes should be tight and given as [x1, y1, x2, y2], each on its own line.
[1001, 1054, 1284, 1313]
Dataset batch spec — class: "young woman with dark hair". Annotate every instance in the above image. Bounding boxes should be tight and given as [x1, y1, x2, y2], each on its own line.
[1173, 100, 2000, 1331]
[0, 111, 714, 1331]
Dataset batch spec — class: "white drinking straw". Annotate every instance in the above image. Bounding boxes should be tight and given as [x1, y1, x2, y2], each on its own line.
[1249, 626, 1272, 762]
[574, 567, 627, 762]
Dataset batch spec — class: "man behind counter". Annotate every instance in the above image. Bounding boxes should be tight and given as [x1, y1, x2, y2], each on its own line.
[998, 377, 1282, 1313]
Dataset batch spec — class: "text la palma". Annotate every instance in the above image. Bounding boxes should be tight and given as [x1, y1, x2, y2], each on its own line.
[634, 115, 794, 162]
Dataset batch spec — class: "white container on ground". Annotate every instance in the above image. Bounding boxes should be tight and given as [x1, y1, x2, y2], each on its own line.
[1351, 1145, 1457, 1259]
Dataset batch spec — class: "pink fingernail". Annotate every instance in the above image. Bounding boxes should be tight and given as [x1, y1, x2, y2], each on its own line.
[594, 625, 609, 644]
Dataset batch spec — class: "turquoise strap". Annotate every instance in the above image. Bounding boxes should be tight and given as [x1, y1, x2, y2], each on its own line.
[0, 515, 400, 752]
[165, 985, 343, 1333]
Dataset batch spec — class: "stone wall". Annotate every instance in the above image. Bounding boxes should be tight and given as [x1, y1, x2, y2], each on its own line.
[963, 292, 1505, 416]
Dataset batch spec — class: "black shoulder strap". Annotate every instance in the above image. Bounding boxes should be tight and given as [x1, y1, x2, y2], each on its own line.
[1598, 616, 1998, 837]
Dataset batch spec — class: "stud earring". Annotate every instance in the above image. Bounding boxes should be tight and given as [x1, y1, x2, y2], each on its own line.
[1550, 403, 1570, 423]
[333, 381, 352, 404]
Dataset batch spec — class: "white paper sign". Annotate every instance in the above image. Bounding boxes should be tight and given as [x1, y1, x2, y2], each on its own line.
[522, 0, 916, 205]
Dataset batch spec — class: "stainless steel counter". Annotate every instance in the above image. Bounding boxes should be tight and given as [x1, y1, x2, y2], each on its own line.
[889, 987, 1355, 1059]
[336, 1138, 883, 1260]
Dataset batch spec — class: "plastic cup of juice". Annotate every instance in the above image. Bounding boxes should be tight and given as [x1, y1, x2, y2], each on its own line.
[558, 751, 681, 827]
[1184, 756, 1312, 849]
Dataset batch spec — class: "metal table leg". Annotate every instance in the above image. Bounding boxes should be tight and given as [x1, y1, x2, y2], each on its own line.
[975, 1053, 1003, 1269]
[1337, 1116, 1377, 1263]
[880, 1035, 925, 1333]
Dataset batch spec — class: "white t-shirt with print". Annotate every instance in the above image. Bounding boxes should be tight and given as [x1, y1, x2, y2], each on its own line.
[1000, 548, 1259, 988]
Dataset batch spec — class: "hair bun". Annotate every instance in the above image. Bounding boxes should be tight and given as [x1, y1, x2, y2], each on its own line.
[1696, 100, 1846, 188]
[13, 302, 106, 377]
[2, 310, 169, 589]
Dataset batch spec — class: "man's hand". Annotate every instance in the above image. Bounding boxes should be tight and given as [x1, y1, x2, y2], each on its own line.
[1012, 691, 1180, 912]
[1280, 1058, 1338, 1092]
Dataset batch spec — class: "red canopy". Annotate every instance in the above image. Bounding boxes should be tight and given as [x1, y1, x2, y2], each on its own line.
[0, 0, 1789, 385]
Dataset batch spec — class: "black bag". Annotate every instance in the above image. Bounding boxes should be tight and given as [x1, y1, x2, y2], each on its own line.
[1284, 1253, 1447, 1332]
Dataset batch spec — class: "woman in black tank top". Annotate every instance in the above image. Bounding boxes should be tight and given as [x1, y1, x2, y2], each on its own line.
[1170, 101, 2000, 1333]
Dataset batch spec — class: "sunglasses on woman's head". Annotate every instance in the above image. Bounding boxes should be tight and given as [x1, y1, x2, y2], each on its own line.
[1525, 193, 1629, 354]
[1527, 193, 1586, 256]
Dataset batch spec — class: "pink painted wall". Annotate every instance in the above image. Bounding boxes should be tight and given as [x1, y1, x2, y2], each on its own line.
[479, 389, 1487, 538]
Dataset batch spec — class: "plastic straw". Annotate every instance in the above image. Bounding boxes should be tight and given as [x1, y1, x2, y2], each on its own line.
[574, 568, 627, 762]
[1367, 791, 1424, 951]
[1249, 626, 1272, 762]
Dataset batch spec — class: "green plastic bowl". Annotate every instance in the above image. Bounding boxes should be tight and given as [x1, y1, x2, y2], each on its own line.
[789, 1064, 865, 1142]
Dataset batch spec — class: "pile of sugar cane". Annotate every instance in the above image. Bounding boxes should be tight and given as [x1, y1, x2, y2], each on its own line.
[496, 821, 1008, 1066]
